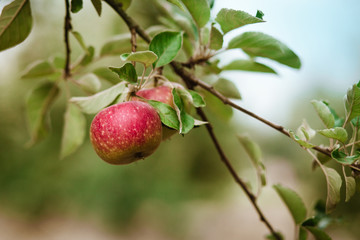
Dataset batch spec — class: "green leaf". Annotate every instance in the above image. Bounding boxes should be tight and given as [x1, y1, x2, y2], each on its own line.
[26, 82, 60, 146]
[228, 32, 301, 69]
[109, 63, 138, 84]
[203, 91, 233, 121]
[273, 184, 307, 224]
[215, 8, 264, 34]
[113, 0, 131, 10]
[70, 82, 127, 114]
[345, 176, 356, 202]
[318, 127, 347, 143]
[238, 135, 266, 186]
[76, 73, 102, 93]
[172, 88, 194, 134]
[147, 100, 180, 130]
[296, 119, 316, 141]
[303, 226, 331, 240]
[52, 56, 66, 69]
[149, 31, 183, 68]
[256, 10, 265, 20]
[209, 26, 223, 50]
[181, 0, 210, 28]
[167, 0, 185, 11]
[345, 81, 360, 123]
[71, 31, 88, 52]
[60, 103, 86, 159]
[326, 104, 344, 127]
[0, 0, 32, 51]
[351, 116, 360, 127]
[93, 67, 120, 85]
[265, 232, 284, 240]
[200, 27, 210, 45]
[21, 60, 56, 79]
[222, 59, 277, 74]
[299, 227, 308, 240]
[79, 46, 95, 66]
[311, 100, 335, 128]
[213, 78, 241, 99]
[71, 0, 83, 13]
[331, 148, 360, 165]
[91, 0, 102, 16]
[323, 167, 342, 213]
[100, 35, 131, 56]
[120, 51, 158, 67]
[289, 130, 315, 148]
[189, 90, 206, 107]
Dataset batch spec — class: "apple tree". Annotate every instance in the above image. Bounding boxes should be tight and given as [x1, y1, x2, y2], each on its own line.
[1, 0, 360, 239]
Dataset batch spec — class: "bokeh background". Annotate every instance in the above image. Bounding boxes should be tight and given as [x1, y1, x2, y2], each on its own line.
[0, 0, 360, 239]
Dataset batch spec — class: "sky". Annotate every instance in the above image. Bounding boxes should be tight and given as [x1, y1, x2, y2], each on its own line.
[1, 0, 360, 128]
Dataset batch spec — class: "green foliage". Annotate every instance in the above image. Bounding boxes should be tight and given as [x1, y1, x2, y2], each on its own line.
[331, 148, 360, 165]
[167, 0, 185, 11]
[188, 90, 206, 108]
[91, 0, 102, 16]
[60, 103, 86, 159]
[70, 82, 127, 114]
[273, 184, 307, 224]
[212, 78, 241, 99]
[238, 135, 266, 187]
[93, 67, 121, 84]
[209, 26, 223, 50]
[0, 0, 32, 51]
[345, 176, 356, 202]
[172, 88, 195, 134]
[215, 8, 264, 34]
[147, 100, 180, 130]
[345, 81, 360, 123]
[222, 59, 277, 74]
[303, 226, 331, 240]
[76, 74, 102, 93]
[181, 0, 210, 28]
[228, 32, 301, 69]
[318, 127, 348, 143]
[71, 0, 83, 13]
[311, 100, 335, 128]
[323, 167, 342, 213]
[26, 82, 60, 146]
[109, 63, 138, 84]
[120, 51, 158, 67]
[21, 60, 57, 79]
[149, 31, 183, 67]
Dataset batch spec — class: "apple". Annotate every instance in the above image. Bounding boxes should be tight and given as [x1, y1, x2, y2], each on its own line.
[133, 85, 174, 108]
[90, 101, 162, 165]
[132, 85, 177, 139]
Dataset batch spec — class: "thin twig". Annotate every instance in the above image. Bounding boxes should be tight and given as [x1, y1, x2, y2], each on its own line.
[64, 0, 72, 79]
[196, 108, 281, 240]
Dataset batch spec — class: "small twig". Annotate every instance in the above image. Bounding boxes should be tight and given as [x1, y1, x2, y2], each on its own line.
[130, 27, 137, 66]
[196, 108, 281, 240]
[64, 0, 72, 79]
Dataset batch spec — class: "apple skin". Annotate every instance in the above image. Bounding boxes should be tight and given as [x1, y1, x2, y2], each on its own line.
[132, 86, 176, 139]
[133, 85, 174, 108]
[90, 101, 162, 165]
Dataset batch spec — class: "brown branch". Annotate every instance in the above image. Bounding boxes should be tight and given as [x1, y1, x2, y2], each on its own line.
[171, 62, 332, 158]
[196, 108, 281, 240]
[64, 0, 72, 79]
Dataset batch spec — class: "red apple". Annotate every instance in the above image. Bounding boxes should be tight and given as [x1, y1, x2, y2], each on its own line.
[90, 101, 162, 165]
[132, 85, 177, 139]
[133, 85, 174, 108]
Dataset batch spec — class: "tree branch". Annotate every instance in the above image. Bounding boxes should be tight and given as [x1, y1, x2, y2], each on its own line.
[63, 0, 72, 79]
[170, 62, 332, 158]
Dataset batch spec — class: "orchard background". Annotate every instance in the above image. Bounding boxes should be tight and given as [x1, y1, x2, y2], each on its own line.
[1, 0, 360, 239]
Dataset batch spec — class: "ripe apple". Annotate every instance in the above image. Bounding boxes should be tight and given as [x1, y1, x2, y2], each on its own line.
[90, 101, 162, 165]
[133, 85, 174, 108]
[132, 85, 176, 139]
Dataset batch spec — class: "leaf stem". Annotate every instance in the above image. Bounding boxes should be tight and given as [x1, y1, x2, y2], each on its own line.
[64, 0, 72, 79]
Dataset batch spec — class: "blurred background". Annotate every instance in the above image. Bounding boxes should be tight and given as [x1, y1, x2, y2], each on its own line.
[0, 0, 360, 239]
